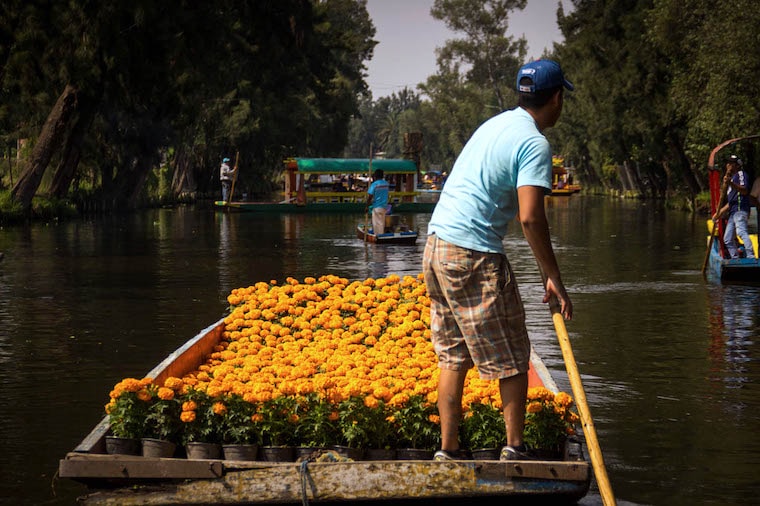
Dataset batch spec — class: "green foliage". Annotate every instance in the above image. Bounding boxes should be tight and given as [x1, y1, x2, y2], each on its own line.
[361, 399, 396, 450]
[392, 395, 440, 450]
[460, 402, 505, 450]
[2, 0, 377, 212]
[107, 391, 151, 440]
[258, 396, 298, 446]
[336, 396, 377, 449]
[180, 389, 225, 445]
[0, 190, 24, 223]
[144, 395, 182, 442]
[222, 394, 261, 445]
[294, 394, 340, 447]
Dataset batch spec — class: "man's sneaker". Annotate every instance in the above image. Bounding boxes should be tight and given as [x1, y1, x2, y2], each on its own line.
[499, 444, 535, 461]
[433, 449, 472, 461]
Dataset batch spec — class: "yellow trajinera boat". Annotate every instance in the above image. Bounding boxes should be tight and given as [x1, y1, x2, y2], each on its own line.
[59, 275, 590, 505]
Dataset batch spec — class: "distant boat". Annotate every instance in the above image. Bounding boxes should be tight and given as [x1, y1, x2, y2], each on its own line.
[356, 224, 418, 245]
[551, 157, 581, 196]
[703, 135, 760, 284]
[216, 158, 436, 213]
[705, 219, 760, 284]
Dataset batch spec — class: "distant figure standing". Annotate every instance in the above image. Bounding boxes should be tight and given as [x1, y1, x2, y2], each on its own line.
[367, 169, 390, 234]
[713, 154, 755, 259]
[220, 157, 236, 202]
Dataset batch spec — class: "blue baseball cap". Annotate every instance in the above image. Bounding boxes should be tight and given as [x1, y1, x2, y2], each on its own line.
[516, 60, 574, 93]
[223, 157, 230, 162]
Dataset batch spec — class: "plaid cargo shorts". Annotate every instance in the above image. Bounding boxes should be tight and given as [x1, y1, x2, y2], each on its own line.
[422, 234, 530, 380]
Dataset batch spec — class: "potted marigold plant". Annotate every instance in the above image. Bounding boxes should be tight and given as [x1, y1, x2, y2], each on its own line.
[334, 396, 372, 460]
[393, 395, 440, 459]
[294, 394, 339, 456]
[104, 377, 153, 455]
[360, 396, 397, 460]
[460, 402, 505, 460]
[142, 384, 181, 457]
[523, 388, 578, 459]
[180, 389, 225, 459]
[220, 394, 261, 461]
[257, 395, 299, 461]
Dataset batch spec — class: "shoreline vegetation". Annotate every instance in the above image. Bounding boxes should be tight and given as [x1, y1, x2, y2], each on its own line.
[3, 2, 752, 225]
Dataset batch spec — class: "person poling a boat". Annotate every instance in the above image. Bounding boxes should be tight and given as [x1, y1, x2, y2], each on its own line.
[712, 154, 756, 259]
[423, 59, 574, 462]
[219, 157, 237, 202]
[366, 168, 390, 234]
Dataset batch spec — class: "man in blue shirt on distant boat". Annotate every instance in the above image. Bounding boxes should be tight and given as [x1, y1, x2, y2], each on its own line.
[423, 59, 574, 462]
[367, 169, 390, 234]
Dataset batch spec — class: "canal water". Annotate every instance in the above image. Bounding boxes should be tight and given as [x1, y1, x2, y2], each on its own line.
[1, 196, 759, 505]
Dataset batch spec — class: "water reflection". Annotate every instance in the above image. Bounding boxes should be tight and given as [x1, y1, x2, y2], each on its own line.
[4, 198, 760, 505]
[707, 283, 760, 391]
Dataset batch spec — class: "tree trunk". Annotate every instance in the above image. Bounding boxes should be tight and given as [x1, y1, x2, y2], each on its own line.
[171, 149, 194, 196]
[50, 93, 97, 198]
[666, 131, 702, 195]
[126, 157, 153, 208]
[11, 84, 80, 210]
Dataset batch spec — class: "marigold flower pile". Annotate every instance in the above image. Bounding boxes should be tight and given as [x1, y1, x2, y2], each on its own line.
[106, 274, 578, 450]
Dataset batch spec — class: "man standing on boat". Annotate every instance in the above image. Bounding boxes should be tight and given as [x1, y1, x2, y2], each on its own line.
[423, 59, 573, 462]
[713, 155, 756, 259]
[367, 169, 390, 234]
[219, 157, 236, 202]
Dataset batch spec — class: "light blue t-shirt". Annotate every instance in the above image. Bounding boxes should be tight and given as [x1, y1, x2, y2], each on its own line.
[368, 179, 389, 210]
[428, 107, 552, 253]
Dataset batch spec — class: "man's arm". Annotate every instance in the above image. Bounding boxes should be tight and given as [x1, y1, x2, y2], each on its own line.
[517, 185, 572, 320]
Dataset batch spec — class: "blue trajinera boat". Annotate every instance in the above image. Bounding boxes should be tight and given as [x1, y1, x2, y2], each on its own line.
[705, 220, 760, 283]
[703, 136, 760, 284]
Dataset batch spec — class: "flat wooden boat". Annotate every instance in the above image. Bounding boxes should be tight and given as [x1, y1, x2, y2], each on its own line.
[216, 158, 436, 213]
[216, 200, 436, 213]
[356, 224, 418, 245]
[706, 220, 760, 283]
[704, 136, 760, 284]
[59, 319, 591, 505]
[550, 187, 575, 197]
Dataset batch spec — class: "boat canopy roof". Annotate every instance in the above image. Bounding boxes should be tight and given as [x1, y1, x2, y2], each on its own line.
[293, 158, 417, 174]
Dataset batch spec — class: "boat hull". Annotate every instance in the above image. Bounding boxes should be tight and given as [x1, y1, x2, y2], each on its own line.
[60, 320, 591, 504]
[357, 225, 418, 245]
[708, 238, 760, 284]
[216, 201, 436, 213]
[705, 218, 760, 284]
[61, 457, 590, 505]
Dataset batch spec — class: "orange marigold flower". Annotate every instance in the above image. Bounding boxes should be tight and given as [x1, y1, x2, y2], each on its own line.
[163, 377, 184, 390]
[182, 401, 198, 412]
[137, 389, 152, 402]
[526, 401, 543, 414]
[157, 387, 174, 401]
[212, 402, 227, 415]
[180, 411, 196, 423]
